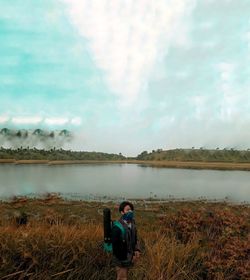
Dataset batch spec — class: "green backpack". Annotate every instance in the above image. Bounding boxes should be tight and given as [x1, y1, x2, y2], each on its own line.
[103, 220, 126, 253]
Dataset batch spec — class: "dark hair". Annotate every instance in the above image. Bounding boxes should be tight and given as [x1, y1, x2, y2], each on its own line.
[119, 201, 134, 212]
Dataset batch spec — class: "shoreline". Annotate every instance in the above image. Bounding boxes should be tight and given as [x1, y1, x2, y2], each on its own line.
[1, 159, 250, 171]
[1, 191, 249, 205]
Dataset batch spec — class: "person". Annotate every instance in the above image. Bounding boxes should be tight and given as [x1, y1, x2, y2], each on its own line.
[111, 201, 141, 280]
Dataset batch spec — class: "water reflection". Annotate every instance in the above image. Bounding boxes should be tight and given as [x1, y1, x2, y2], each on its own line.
[0, 164, 249, 202]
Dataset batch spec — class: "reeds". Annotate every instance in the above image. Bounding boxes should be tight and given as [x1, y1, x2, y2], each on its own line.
[0, 223, 113, 279]
[0, 199, 249, 279]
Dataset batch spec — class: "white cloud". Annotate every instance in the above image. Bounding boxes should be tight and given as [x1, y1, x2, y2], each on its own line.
[191, 95, 210, 120]
[199, 21, 214, 30]
[0, 116, 9, 124]
[71, 117, 82, 126]
[214, 62, 250, 123]
[175, 71, 189, 79]
[201, 40, 217, 49]
[11, 116, 42, 125]
[63, 0, 197, 106]
[1, 116, 81, 127]
[243, 31, 250, 55]
[217, 62, 234, 82]
[44, 117, 69, 125]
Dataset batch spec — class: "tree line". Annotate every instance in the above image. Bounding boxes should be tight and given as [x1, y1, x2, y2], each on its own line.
[0, 147, 125, 161]
[1, 147, 250, 162]
[136, 148, 250, 162]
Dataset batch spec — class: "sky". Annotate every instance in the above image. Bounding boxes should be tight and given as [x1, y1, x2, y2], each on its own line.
[0, 0, 250, 156]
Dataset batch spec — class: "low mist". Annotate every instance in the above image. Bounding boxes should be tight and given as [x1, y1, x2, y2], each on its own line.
[0, 128, 72, 149]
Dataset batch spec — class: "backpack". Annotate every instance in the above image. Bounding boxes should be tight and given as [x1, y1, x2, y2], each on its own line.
[103, 220, 126, 253]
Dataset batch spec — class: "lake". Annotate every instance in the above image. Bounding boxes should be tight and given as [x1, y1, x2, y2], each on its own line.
[0, 163, 249, 202]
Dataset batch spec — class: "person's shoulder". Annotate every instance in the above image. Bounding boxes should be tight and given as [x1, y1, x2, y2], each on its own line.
[112, 220, 123, 230]
[112, 220, 125, 238]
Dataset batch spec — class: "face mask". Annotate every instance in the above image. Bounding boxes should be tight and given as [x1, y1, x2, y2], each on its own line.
[122, 210, 134, 221]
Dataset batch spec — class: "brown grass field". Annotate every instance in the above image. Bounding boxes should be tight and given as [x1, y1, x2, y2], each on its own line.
[1, 159, 250, 171]
[0, 195, 249, 279]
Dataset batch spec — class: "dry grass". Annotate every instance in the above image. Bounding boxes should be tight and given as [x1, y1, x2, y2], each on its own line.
[0, 198, 249, 279]
[0, 223, 112, 279]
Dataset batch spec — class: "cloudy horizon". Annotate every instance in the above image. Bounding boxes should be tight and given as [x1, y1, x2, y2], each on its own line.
[0, 0, 250, 156]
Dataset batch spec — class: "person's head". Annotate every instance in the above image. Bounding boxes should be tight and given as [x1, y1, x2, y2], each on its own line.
[119, 201, 134, 222]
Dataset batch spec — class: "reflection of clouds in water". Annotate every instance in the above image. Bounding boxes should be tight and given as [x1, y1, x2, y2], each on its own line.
[152, 169, 241, 201]
[0, 164, 249, 202]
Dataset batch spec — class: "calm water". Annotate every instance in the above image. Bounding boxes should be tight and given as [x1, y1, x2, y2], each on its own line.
[0, 164, 249, 202]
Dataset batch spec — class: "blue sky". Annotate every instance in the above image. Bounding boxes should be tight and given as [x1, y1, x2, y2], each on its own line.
[0, 0, 250, 155]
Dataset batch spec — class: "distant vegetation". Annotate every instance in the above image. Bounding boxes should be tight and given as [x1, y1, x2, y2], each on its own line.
[0, 147, 125, 161]
[1, 147, 250, 163]
[136, 148, 250, 163]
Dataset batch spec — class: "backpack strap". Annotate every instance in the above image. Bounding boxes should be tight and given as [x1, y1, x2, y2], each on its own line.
[113, 220, 126, 242]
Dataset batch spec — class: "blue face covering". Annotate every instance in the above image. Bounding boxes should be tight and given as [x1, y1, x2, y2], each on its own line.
[122, 211, 134, 221]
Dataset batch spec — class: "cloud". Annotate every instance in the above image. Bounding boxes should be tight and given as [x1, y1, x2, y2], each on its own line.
[0, 116, 9, 124]
[2, 0, 250, 155]
[44, 117, 69, 126]
[71, 117, 82, 126]
[12, 116, 43, 125]
[215, 62, 240, 122]
[0, 115, 82, 127]
[217, 62, 235, 82]
[63, 0, 197, 106]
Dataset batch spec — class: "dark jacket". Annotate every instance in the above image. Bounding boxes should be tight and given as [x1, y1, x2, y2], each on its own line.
[111, 218, 140, 267]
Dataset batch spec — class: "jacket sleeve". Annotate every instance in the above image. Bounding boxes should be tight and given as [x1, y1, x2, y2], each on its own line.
[111, 225, 127, 260]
